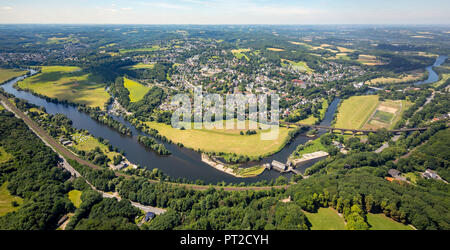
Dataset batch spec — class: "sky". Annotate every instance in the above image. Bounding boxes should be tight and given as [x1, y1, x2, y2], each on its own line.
[0, 0, 449, 25]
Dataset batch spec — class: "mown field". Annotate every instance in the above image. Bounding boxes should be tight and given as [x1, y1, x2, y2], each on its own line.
[0, 146, 13, 164]
[17, 66, 110, 109]
[368, 71, 425, 85]
[71, 132, 120, 162]
[364, 99, 412, 130]
[0, 182, 23, 216]
[231, 49, 250, 61]
[303, 207, 346, 230]
[0, 68, 27, 83]
[123, 77, 150, 102]
[143, 120, 292, 157]
[68, 190, 82, 208]
[334, 95, 379, 129]
[367, 213, 413, 230]
[128, 63, 155, 69]
[358, 54, 385, 66]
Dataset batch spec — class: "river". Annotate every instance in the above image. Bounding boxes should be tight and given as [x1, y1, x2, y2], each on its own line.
[1, 74, 338, 184]
[415, 55, 447, 85]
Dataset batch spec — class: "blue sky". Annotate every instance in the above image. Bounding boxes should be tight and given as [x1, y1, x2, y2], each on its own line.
[0, 0, 449, 24]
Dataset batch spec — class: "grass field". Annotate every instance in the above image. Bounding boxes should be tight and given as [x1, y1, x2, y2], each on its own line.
[303, 207, 346, 230]
[267, 48, 285, 52]
[299, 115, 317, 125]
[358, 54, 385, 66]
[234, 166, 266, 178]
[119, 45, 162, 53]
[71, 132, 120, 162]
[143, 120, 291, 157]
[281, 59, 313, 73]
[231, 49, 250, 61]
[369, 71, 425, 85]
[0, 146, 13, 164]
[0, 68, 28, 83]
[291, 138, 327, 159]
[68, 190, 82, 208]
[367, 213, 413, 230]
[364, 100, 412, 130]
[128, 63, 155, 69]
[433, 73, 450, 88]
[0, 104, 3, 111]
[335, 95, 379, 129]
[123, 77, 150, 102]
[0, 182, 23, 216]
[17, 66, 110, 109]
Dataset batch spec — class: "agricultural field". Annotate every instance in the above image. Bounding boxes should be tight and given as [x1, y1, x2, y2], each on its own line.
[68, 190, 82, 208]
[367, 213, 413, 230]
[231, 49, 250, 61]
[0, 146, 13, 164]
[143, 120, 291, 157]
[303, 207, 346, 230]
[334, 95, 379, 129]
[357, 54, 385, 66]
[281, 59, 313, 73]
[71, 132, 120, 162]
[0, 68, 27, 83]
[363, 100, 412, 130]
[368, 70, 426, 85]
[17, 66, 110, 109]
[0, 182, 23, 216]
[123, 77, 151, 102]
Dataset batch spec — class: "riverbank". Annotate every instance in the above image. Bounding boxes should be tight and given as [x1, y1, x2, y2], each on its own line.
[201, 154, 266, 178]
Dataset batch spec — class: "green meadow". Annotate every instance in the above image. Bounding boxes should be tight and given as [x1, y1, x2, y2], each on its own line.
[0, 182, 23, 216]
[0, 68, 28, 83]
[123, 77, 151, 102]
[335, 95, 379, 129]
[303, 207, 346, 230]
[367, 213, 413, 230]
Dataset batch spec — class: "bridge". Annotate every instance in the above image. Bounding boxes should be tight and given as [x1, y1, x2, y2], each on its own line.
[280, 122, 429, 135]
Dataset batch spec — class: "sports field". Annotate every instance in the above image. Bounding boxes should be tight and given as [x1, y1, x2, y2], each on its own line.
[334, 95, 379, 129]
[71, 132, 120, 162]
[0, 182, 23, 216]
[0, 68, 28, 83]
[17, 66, 110, 109]
[303, 207, 346, 230]
[143, 120, 291, 157]
[367, 213, 413, 230]
[123, 77, 150, 102]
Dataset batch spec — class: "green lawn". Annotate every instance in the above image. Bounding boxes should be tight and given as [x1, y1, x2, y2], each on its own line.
[367, 213, 413, 230]
[17, 66, 110, 109]
[0, 182, 23, 216]
[303, 207, 346, 230]
[128, 63, 155, 69]
[0, 68, 28, 83]
[281, 59, 314, 73]
[143, 120, 291, 157]
[123, 77, 151, 102]
[335, 95, 379, 129]
[0, 146, 13, 164]
[119, 46, 162, 54]
[68, 190, 82, 208]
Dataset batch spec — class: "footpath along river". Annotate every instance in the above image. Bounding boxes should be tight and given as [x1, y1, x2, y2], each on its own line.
[1, 74, 339, 184]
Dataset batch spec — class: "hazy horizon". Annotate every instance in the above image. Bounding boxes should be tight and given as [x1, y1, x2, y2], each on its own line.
[0, 0, 449, 25]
